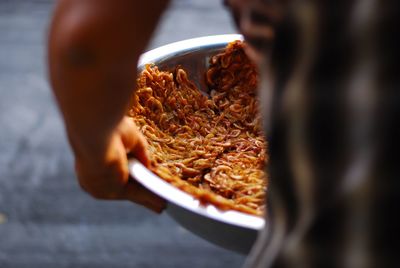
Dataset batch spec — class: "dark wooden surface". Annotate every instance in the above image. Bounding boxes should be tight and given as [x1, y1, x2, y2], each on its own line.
[0, 1, 245, 267]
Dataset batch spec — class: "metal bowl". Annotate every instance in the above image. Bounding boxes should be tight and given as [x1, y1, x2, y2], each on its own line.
[129, 34, 265, 254]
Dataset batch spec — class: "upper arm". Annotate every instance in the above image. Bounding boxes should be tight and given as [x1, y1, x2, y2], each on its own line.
[47, 0, 170, 147]
[49, 0, 169, 71]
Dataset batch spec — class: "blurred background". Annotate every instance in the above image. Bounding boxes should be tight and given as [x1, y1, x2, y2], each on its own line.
[0, 0, 244, 267]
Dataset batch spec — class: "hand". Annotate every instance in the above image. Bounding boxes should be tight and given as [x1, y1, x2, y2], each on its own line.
[74, 117, 166, 213]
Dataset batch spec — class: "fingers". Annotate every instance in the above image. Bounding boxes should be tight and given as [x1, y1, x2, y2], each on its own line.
[115, 118, 166, 212]
[117, 117, 150, 167]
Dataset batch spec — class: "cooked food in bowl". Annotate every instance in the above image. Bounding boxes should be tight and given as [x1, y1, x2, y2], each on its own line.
[128, 41, 268, 216]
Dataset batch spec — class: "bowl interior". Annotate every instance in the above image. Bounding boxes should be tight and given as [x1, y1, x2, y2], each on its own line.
[132, 34, 265, 253]
[139, 35, 243, 95]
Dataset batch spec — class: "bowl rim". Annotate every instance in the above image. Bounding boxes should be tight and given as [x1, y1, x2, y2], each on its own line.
[138, 34, 244, 68]
[131, 34, 265, 231]
[129, 160, 265, 230]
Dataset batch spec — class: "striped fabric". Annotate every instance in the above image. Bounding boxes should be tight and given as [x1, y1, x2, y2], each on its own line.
[225, 1, 400, 267]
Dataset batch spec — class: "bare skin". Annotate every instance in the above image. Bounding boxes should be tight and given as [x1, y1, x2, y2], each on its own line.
[48, 0, 170, 212]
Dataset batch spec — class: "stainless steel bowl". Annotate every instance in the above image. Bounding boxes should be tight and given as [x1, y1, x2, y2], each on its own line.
[129, 34, 265, 254]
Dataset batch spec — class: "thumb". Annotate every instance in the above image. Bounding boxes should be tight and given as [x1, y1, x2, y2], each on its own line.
[117, 117, 150, 167]
[123, 179, 167, 213]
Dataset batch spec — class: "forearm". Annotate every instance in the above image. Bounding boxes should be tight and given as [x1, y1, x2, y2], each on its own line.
[48, 0, 169, 161]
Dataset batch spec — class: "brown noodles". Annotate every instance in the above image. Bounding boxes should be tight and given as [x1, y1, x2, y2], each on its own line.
[129, 41, 267, 216]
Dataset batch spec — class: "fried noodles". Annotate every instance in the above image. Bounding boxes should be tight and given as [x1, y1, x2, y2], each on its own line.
[129, 41, 267, 216]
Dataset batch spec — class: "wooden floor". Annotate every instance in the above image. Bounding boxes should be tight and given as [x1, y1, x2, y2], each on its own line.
[0, 1, 245, 267]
